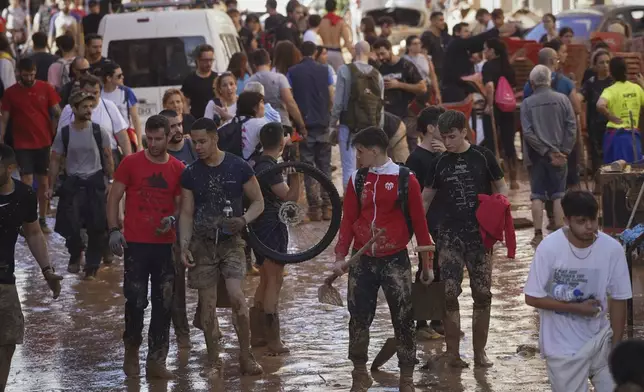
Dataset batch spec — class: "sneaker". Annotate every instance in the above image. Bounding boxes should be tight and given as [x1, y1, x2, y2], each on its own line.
[83, 268, 97, 281]
[430, 320, 444, 336]
[416, 327, 442, 341]
[530, 234, 543, 247]
[39, 218, 52, 234]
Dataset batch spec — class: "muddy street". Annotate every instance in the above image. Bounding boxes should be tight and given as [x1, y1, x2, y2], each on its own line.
[7, 179, 644, 392]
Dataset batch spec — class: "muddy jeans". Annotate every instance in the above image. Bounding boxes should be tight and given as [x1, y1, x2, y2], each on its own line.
[437, 231, 492, 312]
[299, 129, 332, 209]
[0, 284, 23, 346]
[348, 250, 415, 368]
[171, 244, 190, 338]
[123, 242, 175, 362]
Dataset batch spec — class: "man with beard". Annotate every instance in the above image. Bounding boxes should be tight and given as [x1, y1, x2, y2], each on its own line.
[179, 118, 264, 380]
[372, 38, 426, 153]
[0, 58, 61, 235]
[107, 115, 185, 379]
[46, 91, 114, 280]
[524, 191, 631, 392]
[161, 110, 197, 165]
[0, 144, 62, 392]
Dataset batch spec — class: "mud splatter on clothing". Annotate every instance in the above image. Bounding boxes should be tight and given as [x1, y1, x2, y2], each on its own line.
[347, 250, 415, 367]
[188, 235, 246, 290]
[122, 243, 174, 362]
[0, 284, 24, 345]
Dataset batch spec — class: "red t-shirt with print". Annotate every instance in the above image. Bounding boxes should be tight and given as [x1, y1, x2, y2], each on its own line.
[114, 151, 185, 244]
[1, 81, 60, 150]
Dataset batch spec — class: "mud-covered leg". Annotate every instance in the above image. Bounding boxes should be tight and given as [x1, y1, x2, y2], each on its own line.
[0, 345, 15, 392]
[227, 276, 263, 375]
[171, 253, 191, 349]
[438, 236, 468, 368]
[199, 285, 223, 380]
[146, 244, 175, 379]
[250, 264, 267, 347]
[466, 245, 493, 368]
[122, 244, 149, 377]
[380, 251, 416, 392]
[348, 256, 380, 392]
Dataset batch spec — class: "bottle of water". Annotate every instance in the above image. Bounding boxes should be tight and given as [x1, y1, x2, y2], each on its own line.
[551, 284, 583, 302]
[221, 200, 233, 235]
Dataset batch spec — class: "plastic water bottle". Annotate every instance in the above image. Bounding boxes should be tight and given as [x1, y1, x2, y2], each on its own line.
[222, 200, 233, 235]
[551, 284, 583, 302]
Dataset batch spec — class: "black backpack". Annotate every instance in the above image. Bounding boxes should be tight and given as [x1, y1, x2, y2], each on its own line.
[354, 165, 414, 239]
[217, 116, 261, 160]
[61, 123, 106, 173]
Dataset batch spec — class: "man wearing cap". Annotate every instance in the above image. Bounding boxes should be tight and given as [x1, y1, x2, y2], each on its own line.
[46, 91, 114, 280]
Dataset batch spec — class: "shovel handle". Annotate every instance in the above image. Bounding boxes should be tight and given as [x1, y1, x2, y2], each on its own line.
[325, 228, 387, 285]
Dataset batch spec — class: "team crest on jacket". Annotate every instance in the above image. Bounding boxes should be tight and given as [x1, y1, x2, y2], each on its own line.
[385, 182, 394, 191]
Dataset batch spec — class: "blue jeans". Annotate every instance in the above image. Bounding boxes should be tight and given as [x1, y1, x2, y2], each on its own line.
[338, 125, 356, 191]
[530, 156, 567, 201]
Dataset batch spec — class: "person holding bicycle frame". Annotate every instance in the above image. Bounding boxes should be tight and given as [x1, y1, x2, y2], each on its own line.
[249, 122, 301, 355]
[333, 126, 434, 392]
[178, 118, 265, 380]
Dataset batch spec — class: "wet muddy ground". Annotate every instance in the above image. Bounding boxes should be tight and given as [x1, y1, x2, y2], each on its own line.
[8, 167, 644, 392]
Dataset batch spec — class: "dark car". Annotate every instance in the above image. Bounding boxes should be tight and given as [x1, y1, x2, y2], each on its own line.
[524, 5, 644, 42]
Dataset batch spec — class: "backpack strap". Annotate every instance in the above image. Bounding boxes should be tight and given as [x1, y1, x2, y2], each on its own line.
[354, 167, 369, 209]
[62, 125, 70, 156]
[91, 122, 106, 173]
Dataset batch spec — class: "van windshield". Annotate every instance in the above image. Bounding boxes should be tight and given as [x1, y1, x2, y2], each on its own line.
[108, 36, 206, 88]
[364, 8, 422, 27]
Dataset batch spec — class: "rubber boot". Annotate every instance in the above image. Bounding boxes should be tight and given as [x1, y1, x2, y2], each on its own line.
[250, 306, 267, 347]
[123, 344, 140, 377]
[444, 310, 468, 368]
[145, 360, 174, 379]
[350, 363, 373, 392]
[233, 313, 263, 375]
[399, 366, 415, 392]
[265, 313, 290, 355]
[473, 307, 494, 368]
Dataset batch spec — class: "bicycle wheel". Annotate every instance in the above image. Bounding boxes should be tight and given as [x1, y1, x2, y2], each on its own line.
[247, 161, 342, 263]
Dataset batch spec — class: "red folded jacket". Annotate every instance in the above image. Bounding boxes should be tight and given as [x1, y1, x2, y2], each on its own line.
[476, 193, 516, 259]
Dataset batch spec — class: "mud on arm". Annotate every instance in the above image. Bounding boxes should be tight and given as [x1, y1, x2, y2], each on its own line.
[179, 188, 195, 251]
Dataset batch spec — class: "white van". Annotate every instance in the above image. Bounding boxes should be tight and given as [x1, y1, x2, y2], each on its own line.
[98, 7, 241, 122]
[357, 0, 430, 50]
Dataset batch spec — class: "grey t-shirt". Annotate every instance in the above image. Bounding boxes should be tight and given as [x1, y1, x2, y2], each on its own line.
[247, 70, 291, 127]
[168, 140, 197, 165]
[52, 123, 112, 179]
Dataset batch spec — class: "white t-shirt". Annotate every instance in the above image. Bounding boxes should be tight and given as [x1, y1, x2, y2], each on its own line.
[52, 13, 77, 39]
[58, 98, 129, 150]
[523, 229, 632, 358]
[2, 6, 27, 30]
[204, 100, 237, 123]
[101, 86, 138, 127]
[241, 117, 268, 160]
[303, 29, 322, 45]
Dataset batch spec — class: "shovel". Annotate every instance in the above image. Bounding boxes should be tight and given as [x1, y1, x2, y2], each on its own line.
[317, 228, 386, 306]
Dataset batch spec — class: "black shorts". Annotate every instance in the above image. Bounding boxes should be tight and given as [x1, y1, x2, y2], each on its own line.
[253, 220, 288, 266]
[15, 147, 50, 176]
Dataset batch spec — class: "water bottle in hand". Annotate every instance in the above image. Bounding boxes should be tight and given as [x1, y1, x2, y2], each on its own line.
[551, 284, 583, 302]
[222, 200, 233, 235]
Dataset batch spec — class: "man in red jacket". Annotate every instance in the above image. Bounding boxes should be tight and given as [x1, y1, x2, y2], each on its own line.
[333, 126, 434, 392]
[422, 110, 507, 369]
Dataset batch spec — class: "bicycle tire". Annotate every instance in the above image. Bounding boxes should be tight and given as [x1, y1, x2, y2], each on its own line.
[247, 161, 342, 263]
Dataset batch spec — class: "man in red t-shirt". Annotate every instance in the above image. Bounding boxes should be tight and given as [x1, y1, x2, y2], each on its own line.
[106, 115, 185, 379]
[0, 58, 61, 233]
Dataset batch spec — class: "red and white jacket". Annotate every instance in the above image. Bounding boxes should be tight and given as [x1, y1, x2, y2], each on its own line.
[334, 160, 433, 258]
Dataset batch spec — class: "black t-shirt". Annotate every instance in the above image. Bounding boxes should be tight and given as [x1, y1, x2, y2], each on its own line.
[582, 76, 614, 134]
[254, 155, 282, 219]
[180, 153, 254, 239]
[30, 52, 59, 82]
[406, 146, 441, 232]
[425, 144, 503, 232]
[421, 31, 444, 80]
[181, 72, 218, 119]
[379, 57, 423, 118]
[82, 13, 104, 35]
[265, 13, 287, 32]
[239, 26, 255, 51]
[0, 180, 38, 284]
[89, 56, 112, 77]
[275, 19, 302, 47]
[482, 57, 516, 90]
[383, 112, 402, 139]
[183, 113, 196, 134]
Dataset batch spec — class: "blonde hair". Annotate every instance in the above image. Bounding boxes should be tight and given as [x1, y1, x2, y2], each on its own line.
[162, 88, 186, 108]
[213, 72, 237, 99]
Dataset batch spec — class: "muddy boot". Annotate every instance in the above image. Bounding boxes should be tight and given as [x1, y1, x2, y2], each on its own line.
[203, 325, 223, 380]
[145, 360, 174, 379]
[473, 307, 494, 368]
[123, 344, 140, 377]
[444, 310, 468, 368]
[233, 313, 263, 375]
[350, 363, 373, 392]
[399, 366, 415, 392]
[83, 267, 98, 281]
[68, 254, 81, 274]
[249, 307, 267, 347]
[265, 313, 290, 356]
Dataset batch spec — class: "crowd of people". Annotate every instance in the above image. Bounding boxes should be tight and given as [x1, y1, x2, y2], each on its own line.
[1, 0, 644, 391]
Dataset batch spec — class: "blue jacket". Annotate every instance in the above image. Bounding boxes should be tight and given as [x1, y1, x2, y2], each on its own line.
[287, 58, 333, 129]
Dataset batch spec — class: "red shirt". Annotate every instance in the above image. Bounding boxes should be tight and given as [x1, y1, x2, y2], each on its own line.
[334, 160, 433, 258]
[2, 81, 60, 150]
[114, 151, 185, 244]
